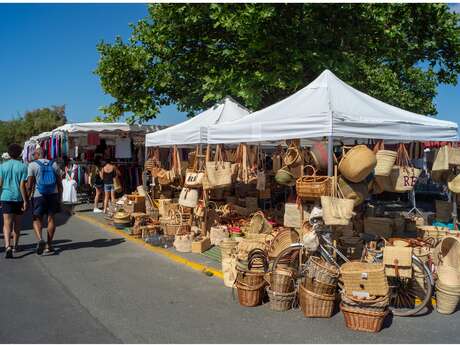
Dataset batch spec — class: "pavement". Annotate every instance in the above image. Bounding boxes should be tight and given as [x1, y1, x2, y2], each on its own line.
[1, 208, 459, 343]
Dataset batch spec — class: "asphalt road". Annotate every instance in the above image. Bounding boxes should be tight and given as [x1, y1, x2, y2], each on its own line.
[1, 210, 459, 343]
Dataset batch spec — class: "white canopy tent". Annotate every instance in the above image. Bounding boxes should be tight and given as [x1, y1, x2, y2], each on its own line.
[53, 122, 146, 135]
[208, 70, 458, 145]
[145, 97, 250, 147]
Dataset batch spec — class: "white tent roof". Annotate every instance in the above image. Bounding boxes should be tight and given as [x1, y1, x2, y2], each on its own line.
[145, 97, 250, 147]
[53, 122, 145, 134]
[208, 70, 458, 144]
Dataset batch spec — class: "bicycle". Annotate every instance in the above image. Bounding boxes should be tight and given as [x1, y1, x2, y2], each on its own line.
[272, 218, 434, 317]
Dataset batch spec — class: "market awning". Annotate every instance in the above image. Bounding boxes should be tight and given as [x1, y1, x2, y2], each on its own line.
[145, 96, 250, 147]
[208, 70, 459, 144]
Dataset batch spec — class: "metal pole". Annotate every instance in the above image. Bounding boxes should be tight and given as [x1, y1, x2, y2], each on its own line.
[327, 135, 334, 177]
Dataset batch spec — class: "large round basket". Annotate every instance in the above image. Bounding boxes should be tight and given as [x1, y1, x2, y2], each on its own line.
[267, 288, 296, 311]
[298, 284, 336, 318]
[340, 303, 388, 333]
[235, 281, 265, 307]
[306, 256, 339, 285]
[338, 145, 377, 183]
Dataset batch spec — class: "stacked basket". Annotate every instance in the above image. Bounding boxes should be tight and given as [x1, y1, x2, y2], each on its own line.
[265, 268, 297, 311]
[298, 256, 339, 318]
[340, 262, 389, 332]
[235, 250, 268, 307]
[435, 237, 460, 314]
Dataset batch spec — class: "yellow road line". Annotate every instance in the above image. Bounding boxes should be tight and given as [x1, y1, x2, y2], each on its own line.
[75, 213, 224, 280]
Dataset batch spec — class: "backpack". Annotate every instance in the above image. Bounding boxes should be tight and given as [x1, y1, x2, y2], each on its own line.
[35, 160, 57, 195]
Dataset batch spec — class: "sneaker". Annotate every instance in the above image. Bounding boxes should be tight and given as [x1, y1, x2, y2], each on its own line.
[36, 240, 45, 255]
[5, 247, 13, 259]
[44, 246, 55, 255]
[93, 208, 103, 213]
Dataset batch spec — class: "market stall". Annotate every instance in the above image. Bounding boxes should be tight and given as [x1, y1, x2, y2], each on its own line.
[107, 70, 460, 331]
[23, 122, 165, 203]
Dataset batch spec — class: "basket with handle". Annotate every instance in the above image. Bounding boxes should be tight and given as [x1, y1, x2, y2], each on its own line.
[373, 140, 397, 177]
[305, 256, 339, 285]
[298, 284, 336, 318]
[338, 145, 377, 183]
[235, 280, 265, 307]
[340, 303, 388, 332]
[265, 267, 296, 293]
[304, 276, 337, 296]
[340, 292, 389, 313]
[340, 261, 389, 297]
[296, 165, 331, 200]
[267, 288, 297, 311]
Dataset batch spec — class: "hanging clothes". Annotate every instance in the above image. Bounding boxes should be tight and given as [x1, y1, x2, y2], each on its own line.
[115, 137, 132, 159]
[87, 132, 101, 146]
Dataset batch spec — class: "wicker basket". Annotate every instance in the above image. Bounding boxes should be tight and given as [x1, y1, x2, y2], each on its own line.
[375, 150, 397, 177]
[296, 165, 331, 200]
[339, 145, 377, 183]
[235, 281, 265, 307]
[266, 268, 296, 293]
[219, 239, 238, 260]
[267, 288, 297, 311]
[306, 256, 339, 285]
[341, 293, 389, 313]
[236, 267, 266, 287]
[340, 262, 388, 297]
[304, 277, 336, 296]
[298, 284, 336, 318]
[340, 303, 388, 333]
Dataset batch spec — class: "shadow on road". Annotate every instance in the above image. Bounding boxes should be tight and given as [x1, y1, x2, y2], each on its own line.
[55, 238, 125, 252]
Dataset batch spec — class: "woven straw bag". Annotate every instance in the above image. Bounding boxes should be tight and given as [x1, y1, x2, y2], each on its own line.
[383, 245, 413, 278]
[338, 145, 376, 183]
[373, 141, 397, 177]
[338, 176, 368, 207]
[448, 146, 460, 166]
[283, 143, 302, 167]
[296, 165, 331, 200]
[391, 145, 421, 192]
[447, 172, 460, 193]
[340, 262, 389, 297]
[205, 145, 232, 189]
[321, 169, 354, 226]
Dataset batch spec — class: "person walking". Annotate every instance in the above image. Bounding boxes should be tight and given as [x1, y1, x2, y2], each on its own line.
[0, 144, 29, 258]
[90, 156, 104, 213]
[27, 146, 62, 255]
[101, 158, 120, 214]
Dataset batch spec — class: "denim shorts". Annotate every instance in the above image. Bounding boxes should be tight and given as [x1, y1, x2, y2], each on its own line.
[104, 184, 114, 193]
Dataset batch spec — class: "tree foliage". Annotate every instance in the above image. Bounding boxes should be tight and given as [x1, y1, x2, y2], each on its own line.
[0, 106, 67, 153]
[95, 3, 460, 123]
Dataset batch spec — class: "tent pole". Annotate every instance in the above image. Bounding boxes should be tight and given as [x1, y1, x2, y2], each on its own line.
[327, 135, 334, 177]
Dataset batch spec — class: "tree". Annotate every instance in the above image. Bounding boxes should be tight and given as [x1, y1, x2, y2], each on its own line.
[0, 106, 67, 153]
[95, 3, 460, 123]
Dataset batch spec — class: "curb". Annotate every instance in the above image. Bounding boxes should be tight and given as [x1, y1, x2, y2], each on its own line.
[75, 213, 224, 280]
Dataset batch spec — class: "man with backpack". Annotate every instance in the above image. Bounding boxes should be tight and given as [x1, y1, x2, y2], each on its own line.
[27, 146, 62, 255]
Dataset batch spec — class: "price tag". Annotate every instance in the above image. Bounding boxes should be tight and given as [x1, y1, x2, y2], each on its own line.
[352, 291, 370, 298]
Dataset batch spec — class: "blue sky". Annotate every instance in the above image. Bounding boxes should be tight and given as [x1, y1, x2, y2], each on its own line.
[0, 3, 459, 126]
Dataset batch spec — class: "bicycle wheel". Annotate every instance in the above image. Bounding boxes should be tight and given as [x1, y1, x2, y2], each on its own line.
[374, 254, 433, 317]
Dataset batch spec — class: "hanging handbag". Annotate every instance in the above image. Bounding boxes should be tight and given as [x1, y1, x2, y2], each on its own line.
[391, 144, 421, 192]
[179, 187, 199, 208]
[284, 203, 309, 228]
[205, 144, 232, 189]
[296, 165, 331, 200]
[338, 145, 376, 183]
[448, 146, 460, 166]
[283, 143, 302, 168]
[255, 146, 266, 191]
[432, 145, 449, 172]
[373, 140, 397, 177]
[271, 145, 284, 173]
[447, 171, 460, 193]
[321, 167, 355, 226]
